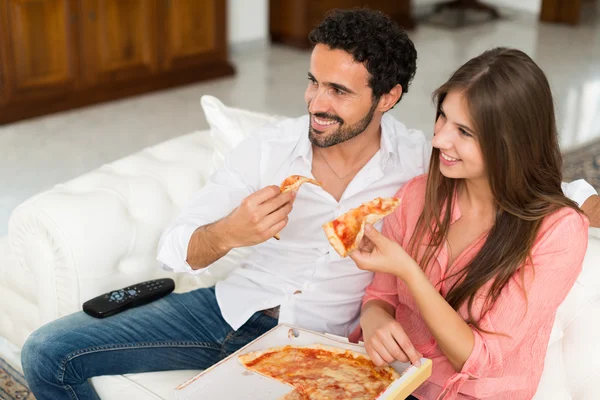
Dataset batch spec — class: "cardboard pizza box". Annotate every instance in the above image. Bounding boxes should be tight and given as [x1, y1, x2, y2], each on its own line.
[174, 323, 432, 400]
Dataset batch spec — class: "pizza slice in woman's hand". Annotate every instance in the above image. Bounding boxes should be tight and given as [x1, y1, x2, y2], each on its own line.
[322, 197, 401, 257]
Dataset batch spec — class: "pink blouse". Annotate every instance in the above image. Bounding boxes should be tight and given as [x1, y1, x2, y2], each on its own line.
[361, 175, 589, 399]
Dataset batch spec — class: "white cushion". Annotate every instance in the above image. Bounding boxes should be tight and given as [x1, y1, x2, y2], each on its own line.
[200, 95, 287, 164]
[533, 233, 600, 399]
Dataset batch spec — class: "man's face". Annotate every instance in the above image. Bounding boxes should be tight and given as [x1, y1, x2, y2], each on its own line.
[305, 44, 378, 148]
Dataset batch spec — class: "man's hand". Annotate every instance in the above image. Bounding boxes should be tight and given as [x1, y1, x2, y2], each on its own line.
[220, 185, 296, 248]
[581, 194, 600, 228]
[360, 302, 422, 367]
[186, 186, 295, 270]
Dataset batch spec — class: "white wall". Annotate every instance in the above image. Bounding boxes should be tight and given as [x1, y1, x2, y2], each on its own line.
[412, 0, 542, 14]
[489, 0, 542, 13]
[227, 0, 268, 45]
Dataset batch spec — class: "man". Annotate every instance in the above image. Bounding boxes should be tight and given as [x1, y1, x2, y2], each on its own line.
[21, 8, 598, 399]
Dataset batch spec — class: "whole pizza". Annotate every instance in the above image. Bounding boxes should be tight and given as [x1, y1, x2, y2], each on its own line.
[238, 344, 400, 400]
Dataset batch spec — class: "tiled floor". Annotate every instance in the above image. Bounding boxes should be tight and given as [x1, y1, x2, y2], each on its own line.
[1, 7, 599, 236]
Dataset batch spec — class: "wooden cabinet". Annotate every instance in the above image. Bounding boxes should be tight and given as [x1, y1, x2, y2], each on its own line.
[0, 0, 79, 103]
[540, 0, 582, 25]
[0, 0, 234, 124]
[160, 0, 224, 70]
[80, 0, 159, 86]
[270, 0, 414, 49]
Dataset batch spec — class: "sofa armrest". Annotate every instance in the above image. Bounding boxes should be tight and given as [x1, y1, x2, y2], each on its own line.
[7, 132, 219, 328]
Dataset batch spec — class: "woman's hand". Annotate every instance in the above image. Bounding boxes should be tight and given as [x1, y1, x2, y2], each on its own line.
[361, 303, 422, 367]
[349, 224, 419, 281]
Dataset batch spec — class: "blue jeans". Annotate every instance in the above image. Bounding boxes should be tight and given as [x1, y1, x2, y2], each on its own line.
[21, 287, 277, 400]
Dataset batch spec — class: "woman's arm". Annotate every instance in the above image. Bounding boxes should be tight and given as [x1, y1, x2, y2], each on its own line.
[351, 224, 474, 371]
[403, 263, 474, 371]
[360, 299, 422, 367]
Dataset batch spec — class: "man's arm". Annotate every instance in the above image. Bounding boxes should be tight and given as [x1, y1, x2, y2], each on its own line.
[186, 187, 295, 270]
[185, 220, 234, 271]
[157, 136, 262, 274]
[562, 180, 599, 227]
[581, 195, 600, 228]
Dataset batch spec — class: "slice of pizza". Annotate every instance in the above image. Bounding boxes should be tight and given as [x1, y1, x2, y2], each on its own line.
[273, 175, 322, 240]
[322, 197, 401, 257]
[238, 344, 400, 400]
[279, 175, 322, 193]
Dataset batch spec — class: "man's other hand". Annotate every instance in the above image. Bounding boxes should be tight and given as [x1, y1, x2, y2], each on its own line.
[581, 194, 600, 228]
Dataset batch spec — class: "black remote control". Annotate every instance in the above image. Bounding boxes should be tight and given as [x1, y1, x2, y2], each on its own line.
[82, 278, 175, 318]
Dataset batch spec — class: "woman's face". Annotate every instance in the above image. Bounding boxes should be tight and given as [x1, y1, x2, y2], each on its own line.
[432, 90, 486, 181]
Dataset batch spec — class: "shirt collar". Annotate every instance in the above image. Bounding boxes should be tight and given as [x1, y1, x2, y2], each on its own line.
[380, 113, 401, 168]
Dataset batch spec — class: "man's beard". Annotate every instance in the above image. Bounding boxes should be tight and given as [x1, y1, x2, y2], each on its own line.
[308, 100, 378, 148]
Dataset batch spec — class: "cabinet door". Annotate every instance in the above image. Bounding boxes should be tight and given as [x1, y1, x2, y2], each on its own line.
[80, 0, 158, 86]
[0, 26, 6, 105]
[540, 0, 581, 25]
[0, 0, 79, 103]
[160, 0, 226, 71]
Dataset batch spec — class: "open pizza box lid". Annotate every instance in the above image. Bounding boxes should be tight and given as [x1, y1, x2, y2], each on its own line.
[174, 323, 432, 400]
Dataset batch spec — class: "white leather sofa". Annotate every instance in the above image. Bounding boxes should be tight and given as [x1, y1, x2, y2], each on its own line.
[1, 96, 599, 399]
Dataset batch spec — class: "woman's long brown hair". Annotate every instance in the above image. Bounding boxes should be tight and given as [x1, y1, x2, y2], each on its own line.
[408, 48, 581, 330]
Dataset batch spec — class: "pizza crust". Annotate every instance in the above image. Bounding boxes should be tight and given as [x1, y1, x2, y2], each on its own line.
[352, 212, 391, 254]
[280, 175, 322, 193]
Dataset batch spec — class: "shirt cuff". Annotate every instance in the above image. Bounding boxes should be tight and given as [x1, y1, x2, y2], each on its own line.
[438, 329, 498, 399]
[562, 179, 598, 207]
[156, 223, 211, 275]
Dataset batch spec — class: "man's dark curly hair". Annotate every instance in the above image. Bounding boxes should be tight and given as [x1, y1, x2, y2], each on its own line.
[308, 8, 417, 107]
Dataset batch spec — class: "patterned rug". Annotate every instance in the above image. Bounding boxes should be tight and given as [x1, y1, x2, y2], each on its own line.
[563, 139, 600, 193]
[0, 358, 34, 400]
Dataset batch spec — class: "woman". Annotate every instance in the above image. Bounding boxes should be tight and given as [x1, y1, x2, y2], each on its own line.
[349, 47, 589, 399]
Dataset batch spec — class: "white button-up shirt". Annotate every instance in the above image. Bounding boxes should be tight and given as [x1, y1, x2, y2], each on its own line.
[157, 114, 430, 336]
[157, 114, 597, 337]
